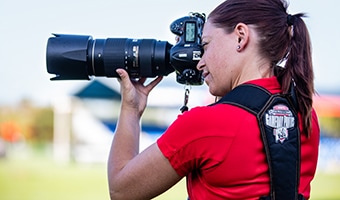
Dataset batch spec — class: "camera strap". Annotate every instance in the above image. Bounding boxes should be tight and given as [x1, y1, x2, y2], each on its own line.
[180, 85, 191, 113]
[212, 83, 303, 200]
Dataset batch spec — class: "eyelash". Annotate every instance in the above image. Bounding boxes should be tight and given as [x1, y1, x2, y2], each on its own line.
[201, 42, 208, 50]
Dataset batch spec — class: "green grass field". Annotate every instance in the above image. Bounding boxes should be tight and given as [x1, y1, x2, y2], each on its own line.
[0, 153, 339, 200]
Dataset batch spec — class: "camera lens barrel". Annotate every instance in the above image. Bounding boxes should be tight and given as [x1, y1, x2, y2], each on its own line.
[46, 34, 174, 80]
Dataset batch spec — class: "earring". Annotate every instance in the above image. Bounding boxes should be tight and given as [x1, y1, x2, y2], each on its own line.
[237, 45, 241, 51]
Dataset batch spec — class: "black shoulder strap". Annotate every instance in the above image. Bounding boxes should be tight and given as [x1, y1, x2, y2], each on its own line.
[215, 84, 303, 200]
[213, 84, 271, 115]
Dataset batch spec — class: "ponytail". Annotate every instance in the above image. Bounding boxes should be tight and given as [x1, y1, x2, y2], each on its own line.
[277, 13, 314, 136]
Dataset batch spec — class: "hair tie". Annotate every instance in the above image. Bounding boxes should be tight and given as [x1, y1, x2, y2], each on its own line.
[287, 14, 296, 26]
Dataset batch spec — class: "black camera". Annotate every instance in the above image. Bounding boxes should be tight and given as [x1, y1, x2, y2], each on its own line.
[46, 12, 205, 85]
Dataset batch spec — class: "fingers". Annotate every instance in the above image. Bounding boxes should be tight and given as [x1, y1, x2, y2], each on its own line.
[138, 77, 147, 85]
[145, 76, 163, 93]
[116, 68, 163, 93]
[116, 69, 163, 115]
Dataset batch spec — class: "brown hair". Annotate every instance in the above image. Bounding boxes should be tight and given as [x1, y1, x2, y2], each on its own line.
[209, 0, 314, 135]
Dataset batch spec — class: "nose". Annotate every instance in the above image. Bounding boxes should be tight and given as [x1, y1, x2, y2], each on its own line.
[196, 58, 205, 71]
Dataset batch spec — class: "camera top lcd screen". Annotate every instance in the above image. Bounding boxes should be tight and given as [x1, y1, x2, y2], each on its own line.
[185, 22, 196, 42]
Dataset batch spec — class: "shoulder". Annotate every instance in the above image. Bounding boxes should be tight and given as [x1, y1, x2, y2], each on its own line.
[174, 104, 253, 129]
[158, 104, 255, 147]
[157, 104, 258, 176]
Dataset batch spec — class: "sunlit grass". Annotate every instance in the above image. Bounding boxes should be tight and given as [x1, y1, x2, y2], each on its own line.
[0, 150, 339, 200]
[311, 171, 340, 200]
[0, 150, 187, 200]
[0, 156, 109, 200]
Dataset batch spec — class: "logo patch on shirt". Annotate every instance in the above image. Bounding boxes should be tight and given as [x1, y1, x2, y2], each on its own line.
[265, 104, 295, 143]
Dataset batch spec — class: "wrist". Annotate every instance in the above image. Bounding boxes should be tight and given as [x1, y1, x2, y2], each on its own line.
[120, 104, 144, 119]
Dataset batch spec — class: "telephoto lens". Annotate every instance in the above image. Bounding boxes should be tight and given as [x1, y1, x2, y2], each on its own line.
[46, 34, 174, 80]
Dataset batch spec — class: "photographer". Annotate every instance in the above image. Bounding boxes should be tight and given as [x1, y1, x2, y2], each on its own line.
[107, 0, 320, 199]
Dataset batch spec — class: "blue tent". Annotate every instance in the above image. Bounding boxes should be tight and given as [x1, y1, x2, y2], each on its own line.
[74, 80, 121, 100]
[73, 80, 167, 135]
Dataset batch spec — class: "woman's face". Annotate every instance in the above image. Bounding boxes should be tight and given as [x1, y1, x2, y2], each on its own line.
[197, 19, 241, 97]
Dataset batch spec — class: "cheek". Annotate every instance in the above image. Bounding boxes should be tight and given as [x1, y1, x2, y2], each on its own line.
[210, 54, 229, 78]
[209, 41, 231, 66]
[207, 55, 232, 96]
[206, 49, 228, 70]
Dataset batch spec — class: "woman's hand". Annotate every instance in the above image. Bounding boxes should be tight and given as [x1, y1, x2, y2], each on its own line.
[116, 68, 163, 117]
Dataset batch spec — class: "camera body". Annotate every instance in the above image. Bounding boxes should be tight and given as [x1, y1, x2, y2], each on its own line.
[46, 12, 205, 85]
[169, 12, 205, 85]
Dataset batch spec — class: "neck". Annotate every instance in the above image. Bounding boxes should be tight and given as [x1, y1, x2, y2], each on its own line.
[232, 60, 273, 90]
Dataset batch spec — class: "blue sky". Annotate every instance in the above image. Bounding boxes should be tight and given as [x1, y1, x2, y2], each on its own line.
[0, 0, 339, 106]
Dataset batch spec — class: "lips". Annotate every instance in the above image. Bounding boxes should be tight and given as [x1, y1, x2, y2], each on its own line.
[202, 71, 210, 79]
[202, 71, 210, 85]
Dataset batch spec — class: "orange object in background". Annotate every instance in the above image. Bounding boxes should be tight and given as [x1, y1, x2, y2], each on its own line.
[0, 121, 22, 142]
[313, 95, 340, 117]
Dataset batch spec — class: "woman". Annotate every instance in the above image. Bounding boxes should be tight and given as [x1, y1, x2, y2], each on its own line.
[107, 0, 320, 199]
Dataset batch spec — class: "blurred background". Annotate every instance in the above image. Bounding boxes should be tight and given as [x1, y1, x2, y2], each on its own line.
[0, 0, 339, 199]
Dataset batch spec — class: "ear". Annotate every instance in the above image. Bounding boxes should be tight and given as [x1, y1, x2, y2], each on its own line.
[234, 23, 249, 51]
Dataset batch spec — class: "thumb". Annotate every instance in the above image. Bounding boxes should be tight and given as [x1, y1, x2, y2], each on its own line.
[116, 68, 129, 81]
[116, 68, 133, 91]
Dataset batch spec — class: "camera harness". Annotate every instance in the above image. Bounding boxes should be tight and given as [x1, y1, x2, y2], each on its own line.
[185, 83, 305, 200]
[216, 83, 305, 200]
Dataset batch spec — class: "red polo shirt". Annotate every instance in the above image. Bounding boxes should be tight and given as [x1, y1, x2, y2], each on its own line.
[157, 77, 319, 200]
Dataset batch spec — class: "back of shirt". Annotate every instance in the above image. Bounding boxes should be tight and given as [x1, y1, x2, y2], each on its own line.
[157, 77, 320, 199]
